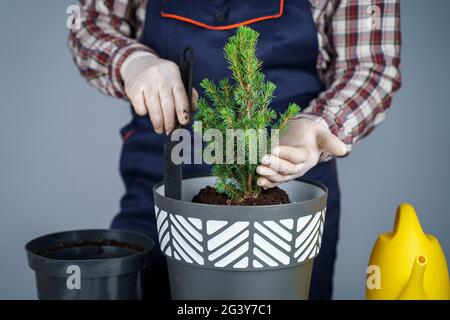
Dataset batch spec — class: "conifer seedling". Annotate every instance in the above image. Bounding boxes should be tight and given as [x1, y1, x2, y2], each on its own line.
[194, 26, 300, 204]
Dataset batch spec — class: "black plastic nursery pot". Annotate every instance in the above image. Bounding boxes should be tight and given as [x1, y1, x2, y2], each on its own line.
[25, 229, 154, 300]
[153, 175, 328, 300]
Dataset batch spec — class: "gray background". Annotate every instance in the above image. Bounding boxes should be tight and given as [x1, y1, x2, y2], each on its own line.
[0, 0, 448, 299]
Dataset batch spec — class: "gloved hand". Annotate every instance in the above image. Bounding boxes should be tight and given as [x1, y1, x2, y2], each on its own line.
[120, 51, 198, 134]
[257, 118, 348, 188]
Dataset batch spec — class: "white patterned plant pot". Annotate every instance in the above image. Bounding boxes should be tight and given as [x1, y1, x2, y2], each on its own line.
[153, 175, 327, 300]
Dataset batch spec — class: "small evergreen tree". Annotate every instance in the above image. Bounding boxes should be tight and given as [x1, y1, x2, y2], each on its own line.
[195, 26, 300, 203]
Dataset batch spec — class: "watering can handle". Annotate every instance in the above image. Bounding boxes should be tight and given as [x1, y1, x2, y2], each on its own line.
[163, 47, 194, 200]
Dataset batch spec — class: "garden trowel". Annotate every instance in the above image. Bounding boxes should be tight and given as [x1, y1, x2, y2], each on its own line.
[163, 47, 194, 200]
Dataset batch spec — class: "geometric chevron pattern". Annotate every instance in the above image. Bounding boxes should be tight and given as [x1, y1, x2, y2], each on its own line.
[154, 205, 326, 270]
[207, 221, 250, 268]
[294, 209, 325, 263]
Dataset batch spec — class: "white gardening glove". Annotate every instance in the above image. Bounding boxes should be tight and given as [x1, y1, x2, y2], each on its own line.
[257, 118, 348, 188]
[120, 51, 198, 134]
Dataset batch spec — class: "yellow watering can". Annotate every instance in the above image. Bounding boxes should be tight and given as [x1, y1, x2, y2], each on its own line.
[366, 203, 449, 300]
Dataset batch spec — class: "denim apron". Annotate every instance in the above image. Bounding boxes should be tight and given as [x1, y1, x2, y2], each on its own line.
[112, 0, 340, 300]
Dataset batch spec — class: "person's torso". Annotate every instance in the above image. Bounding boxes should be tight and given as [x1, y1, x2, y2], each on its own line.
[118, 0, 338, 204]
[140, 0, 323, 117]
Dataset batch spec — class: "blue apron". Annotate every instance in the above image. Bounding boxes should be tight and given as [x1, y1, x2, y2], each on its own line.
[112, 0, 340, 300]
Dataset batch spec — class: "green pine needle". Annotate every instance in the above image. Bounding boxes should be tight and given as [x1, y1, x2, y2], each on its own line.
[195, 26, 302, 203]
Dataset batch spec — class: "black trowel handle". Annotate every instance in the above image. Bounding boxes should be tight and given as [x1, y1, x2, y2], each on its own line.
[179, 47, 195, 108]
[163, 47, 194, 200]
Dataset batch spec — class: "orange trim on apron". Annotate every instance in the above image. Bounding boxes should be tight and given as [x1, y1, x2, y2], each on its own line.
[160, 0, 284, 30]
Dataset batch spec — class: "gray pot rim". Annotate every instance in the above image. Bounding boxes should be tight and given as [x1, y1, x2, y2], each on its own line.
[25, 229, 154, 277]
[153, 173, 328, 209]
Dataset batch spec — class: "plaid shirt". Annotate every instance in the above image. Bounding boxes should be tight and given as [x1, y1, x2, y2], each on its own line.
[69, 0, 401, 157]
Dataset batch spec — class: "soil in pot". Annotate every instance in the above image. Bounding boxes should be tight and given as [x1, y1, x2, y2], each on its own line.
[192, 186, 290, 206]
[35, 239, 145, 260]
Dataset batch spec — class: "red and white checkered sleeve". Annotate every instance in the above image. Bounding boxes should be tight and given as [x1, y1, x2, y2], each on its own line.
[298, 0, 402, 160]
[68, 0, 154, 100]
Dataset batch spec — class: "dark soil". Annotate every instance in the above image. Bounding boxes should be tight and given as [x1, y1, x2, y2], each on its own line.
[192, 186, 290, 206]
[35, 239, 145, 257]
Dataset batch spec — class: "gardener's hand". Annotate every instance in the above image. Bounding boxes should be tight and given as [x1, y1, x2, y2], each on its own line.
[121, 51, 198, 134]
[257, 118, 348, 188]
